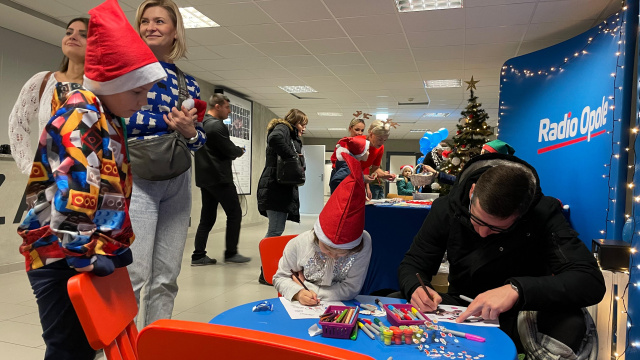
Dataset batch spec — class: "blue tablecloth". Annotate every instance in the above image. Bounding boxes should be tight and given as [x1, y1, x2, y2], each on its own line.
[210, 295, 517, 360]
[361, 205, 430, 295]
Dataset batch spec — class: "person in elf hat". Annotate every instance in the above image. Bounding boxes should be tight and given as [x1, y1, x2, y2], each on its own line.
[274, 154, 372, 305]
[396, 165, 414, 196]
[16, 0, 166, 358]
[329, 136, 372, 194]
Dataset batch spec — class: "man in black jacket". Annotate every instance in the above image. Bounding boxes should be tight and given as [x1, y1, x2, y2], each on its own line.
[398, 153, 605, 354]
[192, 94, 250, 265]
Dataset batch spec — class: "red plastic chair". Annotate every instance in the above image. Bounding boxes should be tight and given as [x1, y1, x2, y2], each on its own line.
[137, 319, 375, 360]
[259, 234, 297, 286]
[67, 267, 139, 360]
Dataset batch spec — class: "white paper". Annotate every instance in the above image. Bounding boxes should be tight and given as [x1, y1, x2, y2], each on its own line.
[278, 297, 344, 320]
[424, 304, 500, 327]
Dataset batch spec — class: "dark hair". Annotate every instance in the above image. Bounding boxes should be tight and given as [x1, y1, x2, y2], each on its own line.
[208, 93, 230, 108]
[312, 231, 364, 254]
[59, 17, 90, 73]
[473, 165, 535, 218]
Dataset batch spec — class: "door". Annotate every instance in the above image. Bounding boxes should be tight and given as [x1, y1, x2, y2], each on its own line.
[389, 154, 418, 194]
[299, 145, 326, 214]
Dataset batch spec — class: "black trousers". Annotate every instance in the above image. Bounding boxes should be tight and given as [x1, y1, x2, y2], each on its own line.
[27, 262, 96, 360]
[193, 183, 242, 260]
[439, 293, 586, 354]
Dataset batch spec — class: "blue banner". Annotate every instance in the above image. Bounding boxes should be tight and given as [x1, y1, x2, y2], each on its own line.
[498, 8, 635, 246]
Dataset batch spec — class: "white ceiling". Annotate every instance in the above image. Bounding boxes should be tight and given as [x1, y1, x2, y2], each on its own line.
[2, 0, 621, 139]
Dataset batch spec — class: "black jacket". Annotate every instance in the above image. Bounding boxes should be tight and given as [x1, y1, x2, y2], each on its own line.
[194, 114, 244, 187]
[257, 119, 302, 223]
[399, 153, 605, 312]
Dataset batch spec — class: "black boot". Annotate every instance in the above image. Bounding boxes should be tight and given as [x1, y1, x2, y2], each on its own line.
[258, 267, 272, 286]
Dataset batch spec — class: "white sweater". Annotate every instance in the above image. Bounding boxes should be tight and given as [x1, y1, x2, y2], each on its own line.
[273, 229, 372, 302]
[8, 71, 58, 175]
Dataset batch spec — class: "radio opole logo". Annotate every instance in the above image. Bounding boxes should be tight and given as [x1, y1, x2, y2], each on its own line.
[537, 96, 608, 154]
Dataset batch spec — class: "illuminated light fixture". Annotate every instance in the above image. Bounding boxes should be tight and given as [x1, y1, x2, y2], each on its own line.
[396, 0, 463, 12]
[410, 129, 432, 133]
[424, 79, 462, 88]
[376, 113, 389, 120]
[278, 85, 317, 93]
[327, 128, 347, 131]
[179, 7, 219, 29]
[422, 112, 450, 117]
[317, 112, 343, 117]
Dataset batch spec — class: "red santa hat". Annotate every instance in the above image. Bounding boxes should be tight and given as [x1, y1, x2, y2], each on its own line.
[314, 153, 366, 249]
[335, 136, 369, 161]
[83, 0, 166, 95]
[400, 165, 413, 173]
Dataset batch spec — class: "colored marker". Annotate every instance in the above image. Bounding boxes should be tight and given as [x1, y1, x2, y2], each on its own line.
[359, 319, 380, 335]
[375, 298, 385, 311]
[460, 295, 474, 303]
[335, 309, 349, 323]
[401, 308, 417, 320]
[358, 321, 375, 339]
[442, 329, 485, 342]
[411, 307, 427, 320]
[353, 301, 377, 311]
[363, 319, 381, 332]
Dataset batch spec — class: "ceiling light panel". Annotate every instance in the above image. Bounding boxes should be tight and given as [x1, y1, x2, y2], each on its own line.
[423, 112, 450, 117]
[424, 79, 462, 88]
[278, 86, 318, 93]
[396, 0, 463, 13]
[317, 112, 343, 117]
[179, 7, 220, 29]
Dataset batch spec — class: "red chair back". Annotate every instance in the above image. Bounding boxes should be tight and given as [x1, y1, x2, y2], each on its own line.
[137, 319, 375, 360]
[67, 267, 139, 360]
[259, 234, 297, 285]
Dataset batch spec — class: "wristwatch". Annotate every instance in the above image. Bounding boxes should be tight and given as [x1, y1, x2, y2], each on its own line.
[187, 134, 199, 144]
[509, 281, 520, 295]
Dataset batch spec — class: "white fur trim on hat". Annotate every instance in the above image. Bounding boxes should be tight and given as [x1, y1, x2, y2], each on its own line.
[314, 218, 363, 250]
[83, 62, 166, 95]
[401, 165, 413, 173]
[335, 146, 350, 162]
[354, 140, 370, 159]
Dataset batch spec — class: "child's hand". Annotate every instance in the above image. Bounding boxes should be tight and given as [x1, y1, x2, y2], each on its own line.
[296, 290, 320, 306]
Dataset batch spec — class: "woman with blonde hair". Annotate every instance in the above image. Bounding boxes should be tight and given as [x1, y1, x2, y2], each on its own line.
[361, 120, 397, 199]
[8, 17, 89, 174]
[126, 0, 206, 328]
[257, 109, 308, 284]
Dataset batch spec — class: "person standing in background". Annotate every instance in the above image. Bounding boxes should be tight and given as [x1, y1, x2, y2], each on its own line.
[126, 0, 205, 328]
[360, 120, 397, 200]
[8, 17, 89, 175]
[191, 94, 251, 266]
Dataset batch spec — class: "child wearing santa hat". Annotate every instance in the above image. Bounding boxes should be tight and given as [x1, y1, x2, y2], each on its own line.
[396, 165, 415, 196]
[16, 0, 165, 358]
[329, 136, 370, 194]
[274, 154, 372, 305]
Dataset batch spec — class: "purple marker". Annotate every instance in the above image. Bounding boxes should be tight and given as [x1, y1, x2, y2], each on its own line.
[442, 329, 485, 342]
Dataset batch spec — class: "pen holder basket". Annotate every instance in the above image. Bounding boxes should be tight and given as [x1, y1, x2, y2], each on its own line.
[383, 304, 429, 326]
[319, 306, 358, 339]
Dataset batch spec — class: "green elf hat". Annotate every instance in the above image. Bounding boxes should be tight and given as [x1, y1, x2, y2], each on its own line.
[482, 139, 515, 155]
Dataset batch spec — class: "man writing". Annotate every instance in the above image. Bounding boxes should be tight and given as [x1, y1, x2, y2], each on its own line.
[398, 153, 605, 356]
[192, 94, 251, 265]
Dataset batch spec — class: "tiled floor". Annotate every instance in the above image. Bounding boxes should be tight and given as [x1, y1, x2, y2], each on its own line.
[0, 214, 318, 360]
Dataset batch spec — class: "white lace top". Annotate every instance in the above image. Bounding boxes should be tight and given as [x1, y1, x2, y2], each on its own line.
[8, 71, 58, 175]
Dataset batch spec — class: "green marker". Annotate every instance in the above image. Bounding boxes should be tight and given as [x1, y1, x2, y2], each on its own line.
[335, 309, 349, 323]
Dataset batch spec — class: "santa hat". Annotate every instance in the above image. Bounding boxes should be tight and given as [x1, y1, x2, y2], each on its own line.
[400, 165, 413, 174]
[83, 0, 165, 95]
[482, 139, 516, 155]
[335, 136, 370, 161]
[314, 153, 366, 250]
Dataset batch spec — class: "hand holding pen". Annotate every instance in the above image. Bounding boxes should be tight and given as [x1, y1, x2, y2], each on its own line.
[291, 269, 319, 306]
[411, 273, 442, 312]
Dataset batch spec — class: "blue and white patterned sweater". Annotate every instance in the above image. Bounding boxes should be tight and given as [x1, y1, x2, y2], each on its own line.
[125, 61, 205, 150]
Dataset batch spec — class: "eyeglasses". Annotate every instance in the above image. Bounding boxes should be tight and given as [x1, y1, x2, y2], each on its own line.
[468, 202, 512, 234]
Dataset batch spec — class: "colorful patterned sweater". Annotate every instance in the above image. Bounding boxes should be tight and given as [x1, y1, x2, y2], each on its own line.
[125, 61, 205, 150]
[18, 83, 135, 271]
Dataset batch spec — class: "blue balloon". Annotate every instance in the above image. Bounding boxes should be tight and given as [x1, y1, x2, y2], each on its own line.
[417, 156, 425, 165]
[419, 136, 431, 148]
[423, 131, 433, 139]
[431, 132, 443, 144]
[438, 127, 449, 139]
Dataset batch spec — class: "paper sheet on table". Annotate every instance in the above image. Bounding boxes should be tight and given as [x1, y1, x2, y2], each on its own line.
[279, 297, 344, 319]
[425, 304, 500, 327]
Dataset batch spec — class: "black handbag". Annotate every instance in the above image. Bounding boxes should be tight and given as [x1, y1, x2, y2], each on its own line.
[128, 67, 193, 181]
[276, 140, 305, 186]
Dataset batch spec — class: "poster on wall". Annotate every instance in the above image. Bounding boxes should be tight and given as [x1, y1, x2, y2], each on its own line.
[221, 91, 252, 195]
[497, 9, 635, 244]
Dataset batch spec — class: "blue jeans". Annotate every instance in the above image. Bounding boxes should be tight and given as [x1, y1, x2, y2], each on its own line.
[265, 210, 288, 238]
[370, 184, 385, 199]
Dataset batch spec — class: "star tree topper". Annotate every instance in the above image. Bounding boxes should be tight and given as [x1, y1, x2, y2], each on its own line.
[465, 76, 479, 91]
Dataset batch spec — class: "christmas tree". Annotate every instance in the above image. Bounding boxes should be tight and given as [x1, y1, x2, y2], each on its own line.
[437, 76, 493, 194]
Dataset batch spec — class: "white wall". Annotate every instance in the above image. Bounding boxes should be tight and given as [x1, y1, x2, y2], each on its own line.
[0, 26, 277, 272]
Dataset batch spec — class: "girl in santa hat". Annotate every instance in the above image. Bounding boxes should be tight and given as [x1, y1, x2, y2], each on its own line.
[274, 154, 372, 305]
[396, 165, 415, 196]
[17, 0, 166, 358]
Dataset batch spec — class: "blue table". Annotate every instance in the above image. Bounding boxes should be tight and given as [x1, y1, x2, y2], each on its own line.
[362, 205, 430, 295]
[210, 295, 517, 360]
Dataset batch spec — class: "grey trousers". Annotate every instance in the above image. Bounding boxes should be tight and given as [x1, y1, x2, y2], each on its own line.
[127, 170, 191, 328]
